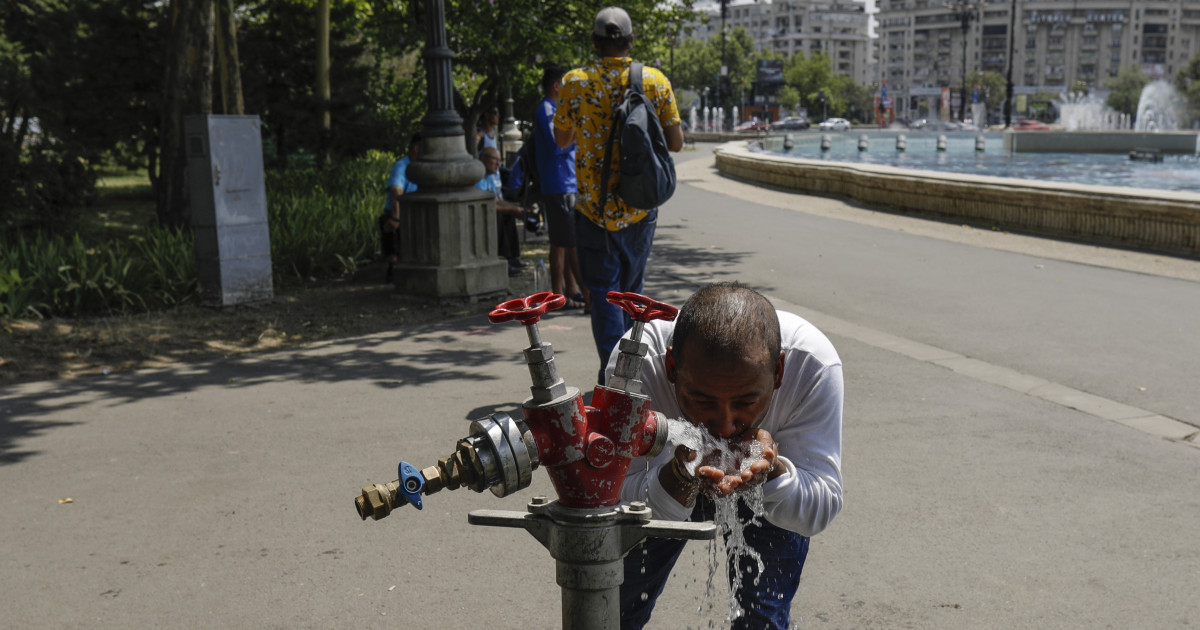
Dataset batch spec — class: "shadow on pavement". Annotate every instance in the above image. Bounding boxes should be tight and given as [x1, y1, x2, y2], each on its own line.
[651, 224, 778, 294]
[0, 313, 519, 466]
[652, 223, 753, 278]
[0, 227, 769, 467]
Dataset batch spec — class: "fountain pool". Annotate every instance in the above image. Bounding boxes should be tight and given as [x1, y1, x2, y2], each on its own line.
[764, 132, 1200, 192]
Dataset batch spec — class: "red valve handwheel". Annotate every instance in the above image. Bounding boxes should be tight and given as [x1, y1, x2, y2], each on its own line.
[606, 291, 678, 323]
[489, 292, 567, 325]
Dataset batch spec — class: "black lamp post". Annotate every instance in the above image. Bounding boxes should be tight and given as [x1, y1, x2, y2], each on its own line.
[946, 1, 985, 122]
[720, 0, 729, 122]
[1003, 0, 1016, 128]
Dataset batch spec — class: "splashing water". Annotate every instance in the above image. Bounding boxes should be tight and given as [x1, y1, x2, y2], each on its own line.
[713, 484, 766, 625]
[1135, 80, 1186, 132]
[667, 418, 768, 627]
[1057, 92, 1127, 131]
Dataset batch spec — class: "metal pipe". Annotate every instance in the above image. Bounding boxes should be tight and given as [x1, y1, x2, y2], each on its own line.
[469, 499, 716, 630]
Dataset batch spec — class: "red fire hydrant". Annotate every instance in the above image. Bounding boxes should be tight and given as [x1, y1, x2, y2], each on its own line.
[354, 290, 681, 517]
[489, 291, 677, 508]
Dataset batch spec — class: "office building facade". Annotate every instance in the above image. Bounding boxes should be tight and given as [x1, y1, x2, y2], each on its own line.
[877, 0, 1200, 121]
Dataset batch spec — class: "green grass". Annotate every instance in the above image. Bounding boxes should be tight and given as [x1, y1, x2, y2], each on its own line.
[85, 168, 157, 243]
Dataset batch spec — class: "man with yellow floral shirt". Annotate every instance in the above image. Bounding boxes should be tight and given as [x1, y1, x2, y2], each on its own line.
[554, 6, 684, 375]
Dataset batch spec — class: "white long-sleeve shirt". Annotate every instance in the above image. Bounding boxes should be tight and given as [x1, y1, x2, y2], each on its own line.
[609, 311, 844, 537]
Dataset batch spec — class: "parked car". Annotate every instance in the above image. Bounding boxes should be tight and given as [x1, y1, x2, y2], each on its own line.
[1011, 119, 1050, 131]
[818, 117, 851, 131]
[734, 120, 769, 133]
[771, 116, 811, 131]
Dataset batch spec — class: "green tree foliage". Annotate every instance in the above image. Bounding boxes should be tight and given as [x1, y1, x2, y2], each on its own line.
[1174, 53, 1200, 127]
[669, 37, 717, 94]
[775, 85, 801, 113]
[1, 0, 164, 231]
[784, 51, 830, 99]
[1104, 64, 1149, 117]
[784, 52, 867, 121]
[367, 0, 700, 151]
[965, 70, 1007, 112]
[239, 0, 382, 168]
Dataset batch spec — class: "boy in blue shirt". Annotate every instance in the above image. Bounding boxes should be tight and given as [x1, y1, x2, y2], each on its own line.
[380, 134, 421, 283]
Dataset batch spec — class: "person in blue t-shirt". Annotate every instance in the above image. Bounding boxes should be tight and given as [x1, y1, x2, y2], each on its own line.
[380, 134, 421, 283]
[535, 66, 588, 310]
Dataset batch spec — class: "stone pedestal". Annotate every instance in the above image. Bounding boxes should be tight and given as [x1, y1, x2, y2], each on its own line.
[396, 179, 508, 299]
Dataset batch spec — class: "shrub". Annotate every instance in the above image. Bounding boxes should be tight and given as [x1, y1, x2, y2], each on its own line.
[265, 153, 392, 279]
[0, 227, 195, 319]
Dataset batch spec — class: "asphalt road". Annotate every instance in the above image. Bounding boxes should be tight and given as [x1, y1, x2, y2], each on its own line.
[2, 144, 1197, 629]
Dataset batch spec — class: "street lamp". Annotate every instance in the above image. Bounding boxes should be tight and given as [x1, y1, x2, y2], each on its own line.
[720, 0, 729, 124]
[946, 0, 985, 122]
[1003, 0, 1017, 128]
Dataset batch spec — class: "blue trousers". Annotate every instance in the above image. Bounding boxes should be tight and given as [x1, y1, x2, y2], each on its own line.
[574, 210, 657, 375]
[619, 496, 810, 630]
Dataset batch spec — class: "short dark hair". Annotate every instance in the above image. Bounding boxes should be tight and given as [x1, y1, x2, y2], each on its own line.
[670, 282, 781, 368]
[542, 66, 566, 93]
[593, 33, 634, 58]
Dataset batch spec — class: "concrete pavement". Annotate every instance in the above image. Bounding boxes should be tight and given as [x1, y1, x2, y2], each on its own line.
[2, 145, 1198, 629]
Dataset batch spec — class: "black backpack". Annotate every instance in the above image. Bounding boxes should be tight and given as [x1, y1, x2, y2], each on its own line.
[599, 62, 676, 211]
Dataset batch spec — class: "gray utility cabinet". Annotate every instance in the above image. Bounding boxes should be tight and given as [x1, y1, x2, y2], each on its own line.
[184, 115, 274, 307]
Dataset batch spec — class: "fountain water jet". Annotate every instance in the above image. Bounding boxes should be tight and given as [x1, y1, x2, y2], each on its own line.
[1135, 80, 1186, 132]
[971, 102, 987, 129]
[1057, 92, 1126, 131]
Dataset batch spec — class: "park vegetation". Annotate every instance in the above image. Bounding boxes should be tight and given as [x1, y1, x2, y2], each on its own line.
[5, 1, 1200, 321]
[0, 0, 694, 319]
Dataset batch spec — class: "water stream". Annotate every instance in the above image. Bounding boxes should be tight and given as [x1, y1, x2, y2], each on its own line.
[665, 418, 769, 627]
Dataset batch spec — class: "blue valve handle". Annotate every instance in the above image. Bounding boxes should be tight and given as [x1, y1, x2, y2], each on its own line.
[398, 462, 425, 510]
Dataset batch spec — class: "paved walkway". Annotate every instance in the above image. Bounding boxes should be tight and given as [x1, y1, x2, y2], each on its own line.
[2, 145, 1197, 628]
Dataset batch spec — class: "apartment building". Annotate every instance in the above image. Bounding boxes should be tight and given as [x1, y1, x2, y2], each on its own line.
[878, 0, 1200, 120]
[686, 0, 875, 87]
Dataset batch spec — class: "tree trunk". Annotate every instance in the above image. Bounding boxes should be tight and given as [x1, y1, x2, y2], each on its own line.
[157, 0, 214, 229]
[316, 0, 331, 167]
[215, 0, 244, 115]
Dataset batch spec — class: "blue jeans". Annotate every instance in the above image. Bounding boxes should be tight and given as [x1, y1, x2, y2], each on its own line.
[619, 496, 810, 630]
[574, 210, 657, 374]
